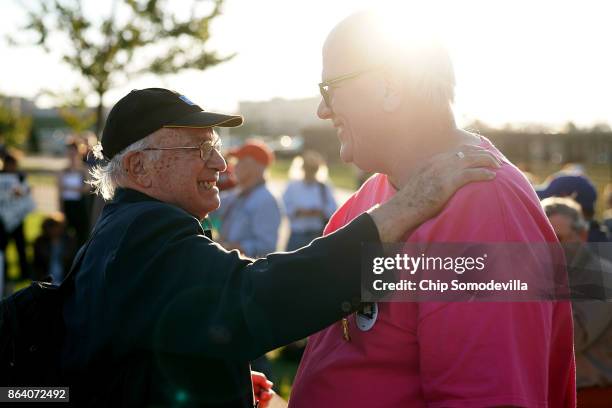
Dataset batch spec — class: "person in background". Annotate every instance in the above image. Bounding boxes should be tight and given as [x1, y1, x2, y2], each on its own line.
[0, 134, 7, 161]
[207, 163, 237, 235]
[33, 212, 78, 284]
[216, 139, 282, 382]
[0, 153, 31, 280]
[537, 173, 609, 242]
[542, 197, 612, 408]
[58, 140, 91, 246]
[217, 162, 238, 192]
[603, 183, 612, 240]
[217, 140, 281, 258]
[283, 150, 337, 251]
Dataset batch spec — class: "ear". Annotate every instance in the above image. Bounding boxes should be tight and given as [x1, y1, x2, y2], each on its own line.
[122, 151, 152, 188]
[382, 68, 404, 112]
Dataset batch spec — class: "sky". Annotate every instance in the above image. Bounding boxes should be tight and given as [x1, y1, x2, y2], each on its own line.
[1, 0, 611, 128]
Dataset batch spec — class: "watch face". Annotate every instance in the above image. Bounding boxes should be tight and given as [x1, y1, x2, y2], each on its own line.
[356, 302, 378, 332]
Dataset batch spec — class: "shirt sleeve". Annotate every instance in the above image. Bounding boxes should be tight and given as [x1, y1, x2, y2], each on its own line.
[108, 205, 382, 362]
[411, 181, 563, 407]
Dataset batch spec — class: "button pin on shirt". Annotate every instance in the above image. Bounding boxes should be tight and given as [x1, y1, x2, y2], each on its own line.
[356, 302, 378, 332]
[341, 303, 378, 341]
[341, 318, 351, 341]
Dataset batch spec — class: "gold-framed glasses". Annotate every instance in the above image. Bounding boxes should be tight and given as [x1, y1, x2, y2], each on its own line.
[142, 138, 222, 162]
[318, 66, 383, 107]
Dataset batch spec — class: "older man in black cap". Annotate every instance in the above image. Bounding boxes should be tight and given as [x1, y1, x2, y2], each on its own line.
[60, 87, 499, 407]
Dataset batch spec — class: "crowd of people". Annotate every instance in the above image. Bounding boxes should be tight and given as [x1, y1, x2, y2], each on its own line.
[214, 142, 338, 255]
[0, 136, 96, 294]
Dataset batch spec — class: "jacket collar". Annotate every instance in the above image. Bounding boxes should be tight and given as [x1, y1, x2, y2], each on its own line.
[112, 188, 162, 205]
[110, 188, 213, 239]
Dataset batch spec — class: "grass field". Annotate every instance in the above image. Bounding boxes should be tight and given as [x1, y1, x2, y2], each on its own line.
[266, 348, 300, 399]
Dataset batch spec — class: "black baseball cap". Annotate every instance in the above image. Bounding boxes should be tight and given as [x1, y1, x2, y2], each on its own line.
[100, 88, 243, 159]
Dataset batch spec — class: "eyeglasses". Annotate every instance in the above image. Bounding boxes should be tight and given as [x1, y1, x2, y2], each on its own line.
[318, 66, 383, 107]
[142, 138, 222, 162]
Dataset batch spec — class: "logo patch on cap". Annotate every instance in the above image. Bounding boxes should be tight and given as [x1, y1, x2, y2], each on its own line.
[179, 95, 196, 106]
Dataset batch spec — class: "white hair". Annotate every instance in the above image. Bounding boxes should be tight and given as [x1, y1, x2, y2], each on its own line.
[88, 134, 158, 201]
[541, 197, 589, 232]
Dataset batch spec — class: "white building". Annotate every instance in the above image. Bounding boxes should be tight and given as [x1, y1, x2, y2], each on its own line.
[238, 96, 325, 136]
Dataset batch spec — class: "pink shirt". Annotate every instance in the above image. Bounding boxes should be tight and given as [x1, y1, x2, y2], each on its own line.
[289, 138, 576, 407]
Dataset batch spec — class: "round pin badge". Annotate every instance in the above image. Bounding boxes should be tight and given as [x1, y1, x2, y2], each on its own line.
[356, 302, 378, 332]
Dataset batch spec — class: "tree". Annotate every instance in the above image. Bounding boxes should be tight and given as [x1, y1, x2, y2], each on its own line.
[0, 96, 33, 148]
[43, 87, 97, 134]
[11, 0, 234, 135]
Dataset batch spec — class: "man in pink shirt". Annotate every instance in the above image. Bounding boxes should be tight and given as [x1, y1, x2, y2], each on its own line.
[289, 10, 576, 408]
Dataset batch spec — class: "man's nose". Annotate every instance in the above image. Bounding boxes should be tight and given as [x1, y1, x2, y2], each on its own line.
[209, 149, 227, 172]
[317, 98, 333, 119]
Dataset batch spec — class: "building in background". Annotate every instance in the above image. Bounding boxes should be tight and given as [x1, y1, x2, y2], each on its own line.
[238, 97, 321, 136]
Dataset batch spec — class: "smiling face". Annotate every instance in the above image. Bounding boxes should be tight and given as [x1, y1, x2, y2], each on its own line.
[145, 127, 226, 220]
[317, 12, 458, 175]
[317, 40, 386, 171]
[316, 14, 405, 173]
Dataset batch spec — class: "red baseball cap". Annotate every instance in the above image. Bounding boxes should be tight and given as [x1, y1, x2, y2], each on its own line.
[228, 140, 274, 167]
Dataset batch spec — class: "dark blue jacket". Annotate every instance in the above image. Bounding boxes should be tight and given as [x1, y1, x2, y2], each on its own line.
[61, 188, 381, 407]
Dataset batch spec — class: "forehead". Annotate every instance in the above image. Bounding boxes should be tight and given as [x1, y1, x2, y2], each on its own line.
[160, 127, 217, 144]
[236, 156, 258, 166]
[322, 32, 360, 77]
[321, 14, 386, 78]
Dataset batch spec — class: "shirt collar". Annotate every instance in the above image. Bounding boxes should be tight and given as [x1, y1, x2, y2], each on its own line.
[111, 188, 213, 239]
[112, 188, 162, 205]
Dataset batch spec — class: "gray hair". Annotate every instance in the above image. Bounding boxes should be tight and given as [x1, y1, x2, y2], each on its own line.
[542, 197, 589, 232]
[88, 134, 158, 201]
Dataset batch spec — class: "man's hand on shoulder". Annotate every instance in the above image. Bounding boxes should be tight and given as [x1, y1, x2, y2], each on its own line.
[369, 145, 501, 242]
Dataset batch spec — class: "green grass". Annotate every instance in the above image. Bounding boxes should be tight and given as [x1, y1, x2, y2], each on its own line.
[267, 348, 300, 400]
[27, 173, 58, 187]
